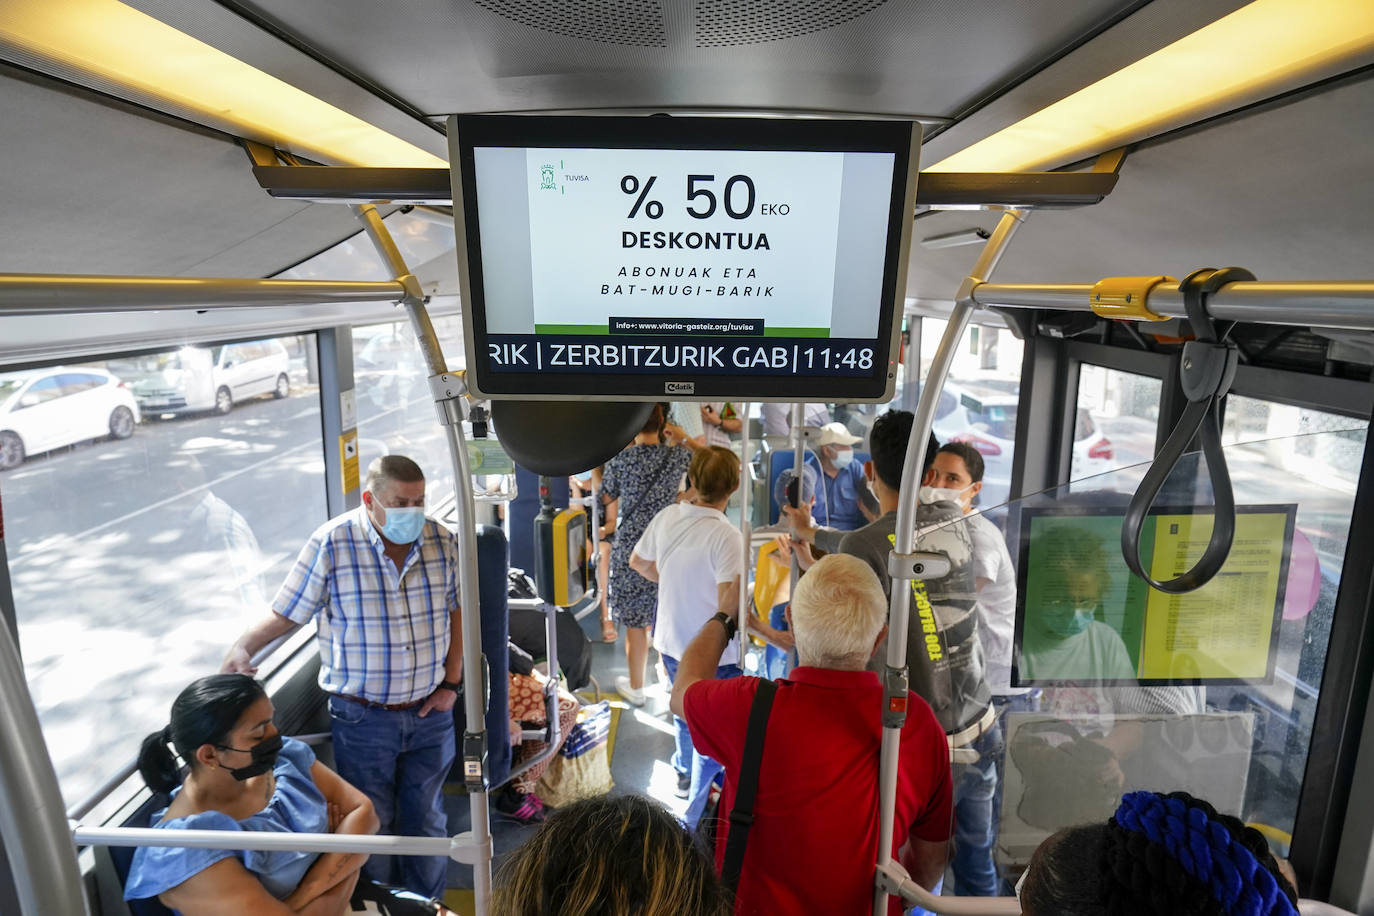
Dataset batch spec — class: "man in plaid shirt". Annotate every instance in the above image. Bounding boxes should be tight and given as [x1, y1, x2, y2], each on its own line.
[222, 455, 463, 900]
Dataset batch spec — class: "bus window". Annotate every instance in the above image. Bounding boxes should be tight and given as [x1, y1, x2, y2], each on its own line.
[4, 333, 326, 810]
[1071, 365, 1161, 487]
[1000, 418, 1364, 866]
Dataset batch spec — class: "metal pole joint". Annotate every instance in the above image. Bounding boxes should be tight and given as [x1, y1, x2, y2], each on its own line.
[885, 551, 951, 582]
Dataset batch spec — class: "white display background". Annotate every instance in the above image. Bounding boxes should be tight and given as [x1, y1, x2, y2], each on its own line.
[524, 148, 846, 331]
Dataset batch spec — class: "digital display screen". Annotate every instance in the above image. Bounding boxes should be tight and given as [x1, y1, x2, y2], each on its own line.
[1012, 504, 1296, 686]
[450, 115, 920, 401]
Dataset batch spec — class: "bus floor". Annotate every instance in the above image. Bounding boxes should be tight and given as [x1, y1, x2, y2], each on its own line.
[414, 612, 680, 914]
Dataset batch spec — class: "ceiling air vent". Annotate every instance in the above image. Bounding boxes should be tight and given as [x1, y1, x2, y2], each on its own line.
[695, 0, 889, 47]
[471, 0, 667, 47]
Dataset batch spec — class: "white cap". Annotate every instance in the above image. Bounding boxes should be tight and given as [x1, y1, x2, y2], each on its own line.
[815, 422, 862, 447]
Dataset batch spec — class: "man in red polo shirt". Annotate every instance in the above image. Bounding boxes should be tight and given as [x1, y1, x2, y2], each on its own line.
[671, 553, 951, 915]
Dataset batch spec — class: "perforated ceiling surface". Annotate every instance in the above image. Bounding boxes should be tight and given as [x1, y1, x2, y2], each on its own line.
[223, 0, 1142, 118]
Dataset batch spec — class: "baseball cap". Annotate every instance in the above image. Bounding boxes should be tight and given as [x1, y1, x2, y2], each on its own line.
[815, 422, 862, 447]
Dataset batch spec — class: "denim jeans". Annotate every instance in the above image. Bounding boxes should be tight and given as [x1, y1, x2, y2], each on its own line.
[661, 654, 742, 830]
[328, 696, 456, 900]
[950, 722, 1003, 896]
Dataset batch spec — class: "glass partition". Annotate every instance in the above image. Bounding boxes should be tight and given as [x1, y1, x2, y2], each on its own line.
[3, 333, 328, 806]
[905, 424, 1364, 898]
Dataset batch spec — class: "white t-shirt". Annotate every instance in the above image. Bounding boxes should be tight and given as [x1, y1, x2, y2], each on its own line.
[966, 513, 1027, 696]
[1022, 620, 1135, 683]
[633, 502, 743, 664]
[760, 402, 831, 436]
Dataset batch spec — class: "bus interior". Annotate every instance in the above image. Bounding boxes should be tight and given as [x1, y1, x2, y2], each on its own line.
[1, 1, 1373, 914]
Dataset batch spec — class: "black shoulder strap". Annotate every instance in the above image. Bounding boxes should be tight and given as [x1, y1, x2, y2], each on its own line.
[721, 678, 777, 895]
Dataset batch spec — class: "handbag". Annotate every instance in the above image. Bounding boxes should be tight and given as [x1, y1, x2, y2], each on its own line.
[536, 700, 614, 806]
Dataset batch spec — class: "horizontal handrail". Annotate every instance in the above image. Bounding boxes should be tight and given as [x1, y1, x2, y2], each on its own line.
[0, 274, 406, 314]
[72, 825, 486, 865]
[972, 281, 1374, 332]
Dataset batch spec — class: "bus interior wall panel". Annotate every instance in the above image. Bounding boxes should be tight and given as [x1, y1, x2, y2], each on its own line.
[1291, 412, 1374, 901]
[907, 74, 1374, 309]
[0, 67, 379, 281]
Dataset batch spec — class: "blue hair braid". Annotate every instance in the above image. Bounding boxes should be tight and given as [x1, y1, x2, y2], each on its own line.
[1112, 792, 1299, 916]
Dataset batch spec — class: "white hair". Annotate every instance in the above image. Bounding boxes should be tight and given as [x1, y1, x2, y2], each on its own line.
[791, 554, 887, 670]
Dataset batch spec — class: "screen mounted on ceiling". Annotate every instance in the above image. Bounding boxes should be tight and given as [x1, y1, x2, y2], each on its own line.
[449, 115, 921, 401]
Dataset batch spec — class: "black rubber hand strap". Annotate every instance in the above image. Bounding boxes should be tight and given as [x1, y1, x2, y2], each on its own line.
[1121, 267, 1252, 594]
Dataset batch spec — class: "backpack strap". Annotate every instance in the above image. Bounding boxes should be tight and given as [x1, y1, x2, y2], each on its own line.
[720, 678, 777, 895]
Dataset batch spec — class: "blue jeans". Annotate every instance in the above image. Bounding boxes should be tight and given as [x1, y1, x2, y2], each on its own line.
[328, 697, 456, 900]
[951, 722, 1003, 896]
[661, 654, 742, 830]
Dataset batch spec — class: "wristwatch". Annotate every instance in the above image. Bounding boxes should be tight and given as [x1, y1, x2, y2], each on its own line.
[438, 680, 462, 694]
[710, 611, 739, 640]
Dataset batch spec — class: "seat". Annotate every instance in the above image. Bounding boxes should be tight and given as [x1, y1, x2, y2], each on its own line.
[451, 523, 513, 788]
[765, 449, 870, 525]
[108, 793, 176, 916]
[748, 540, 791, 647]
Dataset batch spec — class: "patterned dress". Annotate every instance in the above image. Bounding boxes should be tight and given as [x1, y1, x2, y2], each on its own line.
[602, 443, 692, 628]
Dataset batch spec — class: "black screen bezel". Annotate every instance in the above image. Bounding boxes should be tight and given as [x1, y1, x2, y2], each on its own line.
[452, 114, 918, 401]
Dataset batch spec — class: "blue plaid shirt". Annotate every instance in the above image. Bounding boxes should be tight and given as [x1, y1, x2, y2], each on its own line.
[273, 507, 460, 705]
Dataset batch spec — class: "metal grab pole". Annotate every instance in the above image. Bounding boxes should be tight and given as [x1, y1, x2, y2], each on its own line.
[789, 403, 804, 592]
[0, 620, 90, 916]
[73, 825, 483, 863]
[0, 273, 405, 314]
[353, 204, 493, 914]
[873, 210, 1026, 916]
[736, 404, 752, 657]
[970, 281, 1374, 330]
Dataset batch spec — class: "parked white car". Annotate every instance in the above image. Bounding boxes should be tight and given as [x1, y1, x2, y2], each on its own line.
[0, 368, 141, 470]
[109, 339, 291, 416]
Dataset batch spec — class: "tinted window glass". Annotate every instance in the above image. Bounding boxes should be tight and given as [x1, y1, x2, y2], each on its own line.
[22, 375, 63, 405]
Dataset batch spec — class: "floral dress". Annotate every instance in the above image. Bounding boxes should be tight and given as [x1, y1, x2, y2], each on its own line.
[601, 443, 692, 628]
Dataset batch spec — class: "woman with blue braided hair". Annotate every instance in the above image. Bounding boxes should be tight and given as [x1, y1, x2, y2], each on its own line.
[1018, 790, 1299, 916]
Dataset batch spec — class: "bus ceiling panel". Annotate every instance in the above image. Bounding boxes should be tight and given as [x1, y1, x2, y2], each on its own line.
[229, 0, 1139, 118]
[904, 74, 1374, 306]
[920, 0, 1251, 164]
[0, 68, 387, 280]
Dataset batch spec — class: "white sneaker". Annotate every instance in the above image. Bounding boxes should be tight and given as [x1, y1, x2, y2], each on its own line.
[615, 676, 646, 707]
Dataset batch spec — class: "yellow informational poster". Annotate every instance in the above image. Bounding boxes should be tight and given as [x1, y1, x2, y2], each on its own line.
[1139, 512, 1291, 680]
[339, 431, 360, 494]
[1015, 504, 1295, 686]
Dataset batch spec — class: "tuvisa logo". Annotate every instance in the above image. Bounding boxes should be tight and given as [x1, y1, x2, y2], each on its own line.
[539, 164, 557, 191]
[665, 381, 695, 395]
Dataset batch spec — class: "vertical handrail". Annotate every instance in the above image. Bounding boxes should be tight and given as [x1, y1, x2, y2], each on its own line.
[789, 403, 804, 592]
[736, 404, 752, 660]
[0, 619, 91, 915]
[873, 210, 1027, 915]
[354, 204, 493, 914]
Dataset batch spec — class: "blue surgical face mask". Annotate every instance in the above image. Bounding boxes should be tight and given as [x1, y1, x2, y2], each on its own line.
[831, 448, 854, 470]
[377, 505, 425, 544]
[1044, 602, 1095, 638]
[573, 469, 594, 484]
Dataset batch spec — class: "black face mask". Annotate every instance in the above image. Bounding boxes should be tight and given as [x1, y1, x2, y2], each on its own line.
[215, 733, 283, 781]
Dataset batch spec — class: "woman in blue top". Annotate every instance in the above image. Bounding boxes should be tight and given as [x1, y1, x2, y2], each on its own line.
[124, 674, 379, 915]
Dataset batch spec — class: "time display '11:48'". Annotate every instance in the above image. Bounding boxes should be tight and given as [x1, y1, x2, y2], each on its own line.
[802, 347, 874, 370]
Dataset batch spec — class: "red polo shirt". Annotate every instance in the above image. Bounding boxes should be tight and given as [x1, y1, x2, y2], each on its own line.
[684, 667, 952, 916]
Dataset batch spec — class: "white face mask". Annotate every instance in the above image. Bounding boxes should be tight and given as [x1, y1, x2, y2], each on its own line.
[830, 448, 854, 470]
[918, 484, 970, 506]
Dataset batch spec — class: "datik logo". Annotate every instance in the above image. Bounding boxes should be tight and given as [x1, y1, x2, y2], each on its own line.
[665, 381, 695, 394]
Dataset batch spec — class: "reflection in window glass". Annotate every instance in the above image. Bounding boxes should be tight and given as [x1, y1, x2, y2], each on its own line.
[1071, 365, 1162, 487]
[6, 334, 328, 806]
[1003, 419, 1366, 868]
[353, 316, 468, 512]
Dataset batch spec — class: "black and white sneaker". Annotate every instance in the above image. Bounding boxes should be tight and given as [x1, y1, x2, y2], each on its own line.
[675, 771, 691, 799]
